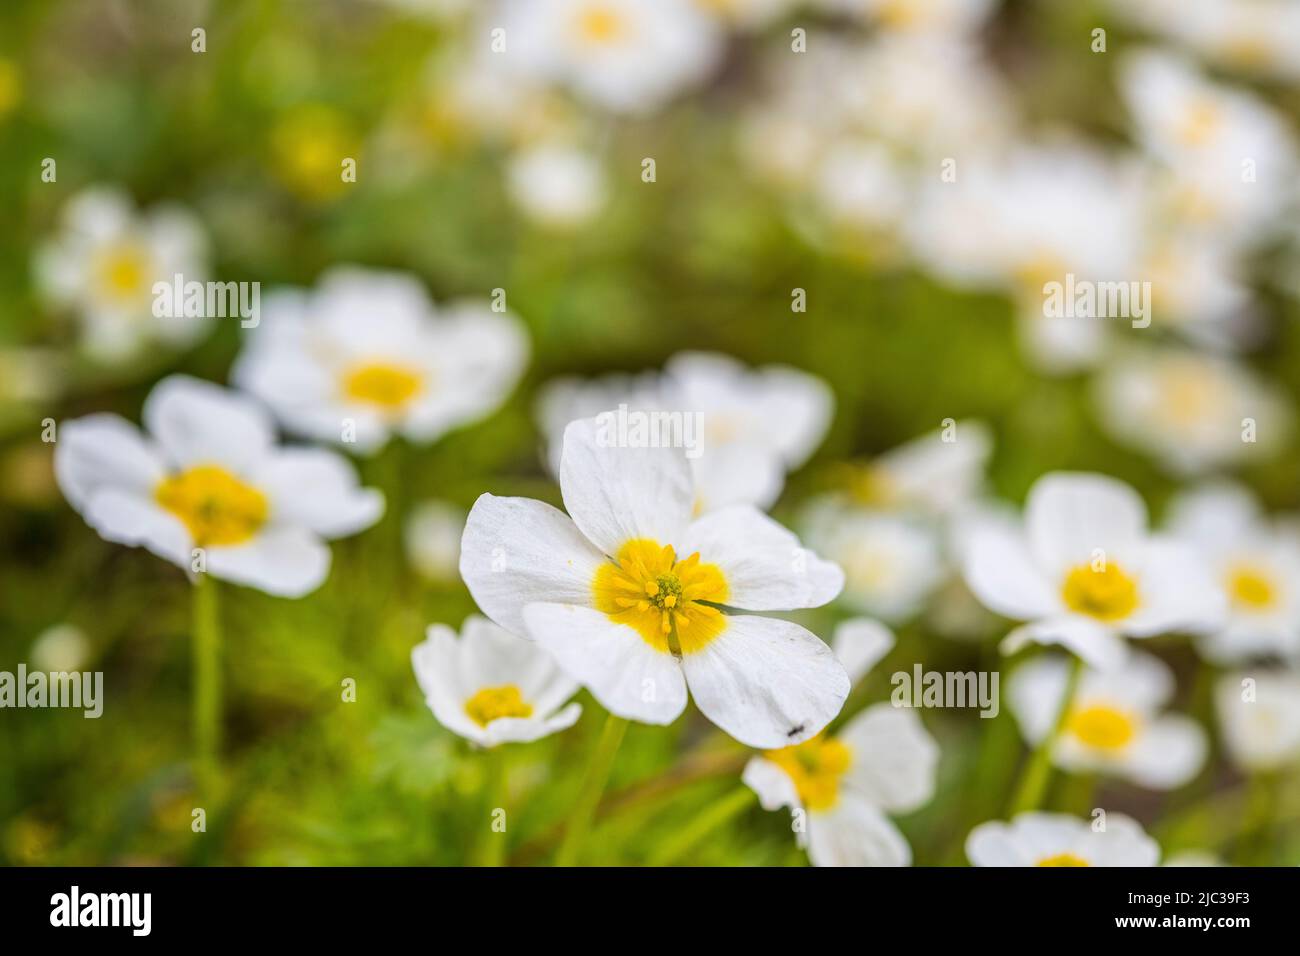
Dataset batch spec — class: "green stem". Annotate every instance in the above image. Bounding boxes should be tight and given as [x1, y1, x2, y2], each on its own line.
[477, 747, 510, 867]
[1008, 655, 1082, 816]
[646, 786, 756, 866]
[192, 572, 222, 797]
[556, 712, 629, 866]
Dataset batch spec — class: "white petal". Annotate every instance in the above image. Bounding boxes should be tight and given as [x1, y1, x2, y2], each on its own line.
[55, 413, 166, 512]
[1125, 539, 1227, 637]
[831, 618, 895, 685]
[412, 624, 486, 744]
[1026, 472, 1147, 575]
[680, 506, 843, 610]
[205, 527, 330, 597]
[689, 443, 785, 513]
[559, 416, 694, 556]
[839, 703, 940, 813]
[459, 494, 605, 638]
[483, 702, 583, 746]
[143, 375, 275, 474]
[82, 490, 191, 566]
[1121, 716, 1207, 789]
[963, 525, 1060, 620]
[1087, 813, 1160, 866]
[1001, 617, 1129, 671]
[742, 756, 801, 812]
[807, 795, 911, 867]
[522, 602, 688, 725]
[253, 448, 385, 538]
[680, 614, 849, 748]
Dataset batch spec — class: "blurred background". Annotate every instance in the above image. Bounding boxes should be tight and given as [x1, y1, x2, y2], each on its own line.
[1, 0, 1298, 865]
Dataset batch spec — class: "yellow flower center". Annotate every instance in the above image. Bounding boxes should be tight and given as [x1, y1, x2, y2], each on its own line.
[593, 538, 729, 654]
[94, 243, 153, 302]
[575, 5, 626, 44]
[1066, 703, 1137, 751]
[848, 464, 899, 508]
[765, 735, 852, 812]
[1227, 564, 1278, 611]
[1220, 37, 1273, 69]
[271, 106, 355, 200]
[878, 0, 925, 28]
[1177, 99, 1223, 148]
[464, 684, 533, 728]
[1037, 852, 1090, 867]
[1061, 562, 1139, 622]
[341, 361, 425, 411]
[154, 465, 269, 547]
[1014, 254, 1067, 302]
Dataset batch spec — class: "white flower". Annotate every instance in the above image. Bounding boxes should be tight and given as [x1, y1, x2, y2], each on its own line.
[967, 812, 1160, 867]
[1119, 50, 1298, 246]
[690, 0, 797, 30]
[743, 702, 939, 866]
[232, 267, 528, 456]
[848, 419, 992, 517]
[832, 617, 895, 685]
[534, 352, 833, 513]
[412, 615, 582, 747]
[507, 142, 607, 227]
[1008, 651, 1207, 789]
[405, 499, 466, 581]
[459, 417, 849, 748]
[1215, 671, 1300, 771]
[803, 498, 945, 624]
[962, 472, 1224, 669]
[54, 375, 384, 597]
[35, 186, 210, 362]
[499, 0, 723, 115]
[1092, 347, 1291, 476]
[817, 0, 995, 34]
[1166, 483, 1300, 663]
[31, 624, 91, 673]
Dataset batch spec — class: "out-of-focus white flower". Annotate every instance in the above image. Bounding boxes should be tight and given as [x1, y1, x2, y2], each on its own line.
[1119, 50, 1298, 246]
[803, 498, 945, 624]
[962, 472, 1224, 669]
[691, 0, 797, 30]
[818, 0, 995, 34]
[30, 624, 91, 673]
[507, 142, 607, 227]
[1008, 652, 1207, 789]
[1163, 849, 1224, 867]
[412, 615, 581, 747]
[908, 145, 1148, 373]
[232, 267, 528, 456]
[967, 812, 1160, 866]
[1111, 0, 1300, 84]
[55, 376, 384, 597]
[744, 702, 939, 866]
[813, 138, 912, 241]
[498, 0, 723, 115]
[534, 352, 832, 514]
[1216, 670, 1300, 771]
[832, 617, 895, 685]
[1092, 347, 1291, 476]
[1166, 483, 1300, 663]
[1138, 233, 1257, 351]
[405, 500, 467, 581]
[35, 187, 210, 363]
[459, 417, 848, 748]
[847, 420, 992, 517]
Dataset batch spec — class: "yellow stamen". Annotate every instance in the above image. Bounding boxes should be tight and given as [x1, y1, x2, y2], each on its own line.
[155, 465, 269, 547]
[1177, 99, 1223, 148]
[1067, 703, 1137, 751]
[341, 361, 424, 411]
[93, 243, 153, 302]
[1037, 852, 1090, 867]
[1061, 562, 1139, 622]
[464, 685, 533, 728]
[592, 538, 729, 653]
[1227, 565, 1278, 611]
[765, 735, 852, 812]
[575, 5, 625, 44]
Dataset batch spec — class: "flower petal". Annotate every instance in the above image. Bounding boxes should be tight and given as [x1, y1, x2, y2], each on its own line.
[1026, 472, 1147, 575]
[559, 416, 694, 556]
[1001, 617, 1129, 670]
[204, 526, 330, 597]
[963, 524, 1060, 620]
[253, 447, 385, 538]
[807, 795, 911, 867]
[82, 489, 191, 566]
[680, 614, 849, 748]
[1121, 716, 1207, 789]
[831, 617, 895, 685]
[680, 505, 843, 610]
[522, 602, 688, 725]
[839, 703, 939, 813]
[143, 375, 276, 474]
[55, 413, 166, 512]
[742, 756, 802, 812]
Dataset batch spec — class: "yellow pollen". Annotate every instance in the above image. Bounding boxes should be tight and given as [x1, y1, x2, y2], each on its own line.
[575, 5, 625, 43]
[154, 465, 269, 547]
[94, 243, 152, 302]
[341, 361, 424, 411]
[593, 538, 729, 654]
[1067, 703, 1137, 751]
[1227, 565, 1278, 611]
[877, 0, 924, 28]
[765, 735, 852, 812]
[1061, 562, 1139, 622]
[464, 685, 533, 728]
[1037, 852, 1090, 867]
[1177, 99, 1222, 148]
[848, 463, 899, 507]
